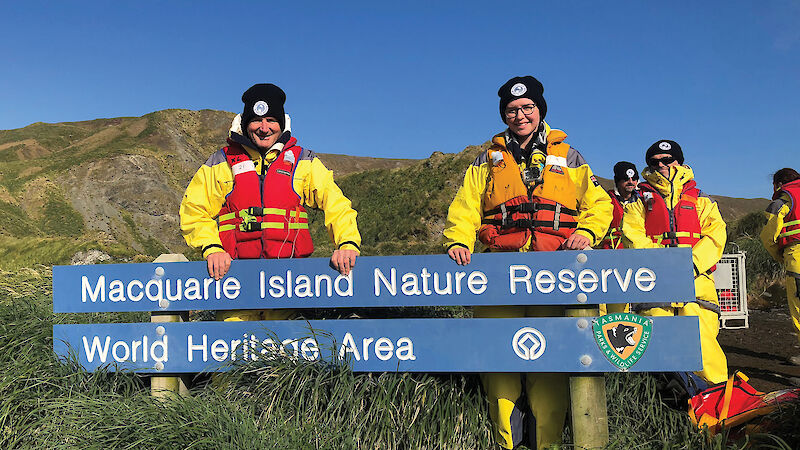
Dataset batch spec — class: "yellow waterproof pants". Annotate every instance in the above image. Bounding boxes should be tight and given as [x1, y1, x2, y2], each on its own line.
[783, 246, 800, 345]
[786, 271, 800, 345]
[640, 302, 728, 384]
[474, 305, 568, 450]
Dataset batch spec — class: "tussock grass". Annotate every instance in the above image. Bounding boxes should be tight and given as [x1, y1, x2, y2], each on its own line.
[1, 266, 798, 449]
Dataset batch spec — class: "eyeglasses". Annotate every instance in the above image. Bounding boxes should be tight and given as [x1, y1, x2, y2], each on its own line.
[504, 104, 537, 119]
[648, 156, 676, 167]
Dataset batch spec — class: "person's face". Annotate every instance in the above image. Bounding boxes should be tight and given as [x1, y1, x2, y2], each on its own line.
[504, 98, 540, 138]
[648, 153, 680, 178]
[615, 176, 638, 195]
[247, 117, 281, 150]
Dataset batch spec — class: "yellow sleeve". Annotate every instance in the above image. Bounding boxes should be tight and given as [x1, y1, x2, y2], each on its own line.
[693, 197, 726, 275]
[299, 157, 361, 251]
[621, 200, 660, 249]
[760, 194, 790, 262]
[567, 155, 613, 246]
[179, 152, 231, 258]
[443, 159, 489, 253]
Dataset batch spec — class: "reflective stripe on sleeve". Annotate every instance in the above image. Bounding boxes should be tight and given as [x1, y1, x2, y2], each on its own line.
[219, 212, 237, 222]
[779, 229, 800, 238]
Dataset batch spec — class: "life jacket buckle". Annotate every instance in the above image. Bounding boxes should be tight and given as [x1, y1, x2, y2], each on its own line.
[553, 203, 561, 231]
[500, 204, 510, 226]
[239, 208, 259, 232]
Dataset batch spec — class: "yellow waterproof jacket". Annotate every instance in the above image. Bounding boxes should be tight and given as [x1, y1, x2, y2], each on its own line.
[622, 165, 726, 303]
[760, 192, 800, 273]
[443, 124, 612, 252]
[180, 115, 361, 258]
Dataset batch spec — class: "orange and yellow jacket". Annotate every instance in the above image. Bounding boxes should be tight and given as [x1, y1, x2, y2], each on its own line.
[622, 165, 726, 304]
[180, 115, 361, 259]
[443, 123, 612, 252]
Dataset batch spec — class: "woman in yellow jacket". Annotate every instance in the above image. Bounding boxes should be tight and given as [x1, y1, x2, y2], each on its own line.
[444, 76, 612, 450]
[621, 140, 728, 384]
[180, 83, 361, 322]
[760, 168, 800, 365]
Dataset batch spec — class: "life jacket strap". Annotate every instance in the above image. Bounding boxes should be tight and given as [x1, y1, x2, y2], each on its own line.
[600, 227, 623, 246]
[648, 231, 702, 246]
[483, 202, 578, 217]
[219, 207, 309, 232]
[481, 218, 578, 229]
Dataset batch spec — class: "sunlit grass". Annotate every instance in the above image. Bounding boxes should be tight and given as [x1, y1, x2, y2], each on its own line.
[1, 266, 797, 449]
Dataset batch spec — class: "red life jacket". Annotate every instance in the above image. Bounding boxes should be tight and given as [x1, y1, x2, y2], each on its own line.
[216, 139, 314, 259]
[639, 180, 704, 248]
[775, 179, 800, 248]
[599, 190, 624, 249]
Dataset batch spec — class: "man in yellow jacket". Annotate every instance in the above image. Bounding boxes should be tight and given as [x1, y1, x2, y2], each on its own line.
[621, 139, 728, 384]
[760, 167, 800, 365]
[180, 83, 361, 321]
[444, 76, 612, 450]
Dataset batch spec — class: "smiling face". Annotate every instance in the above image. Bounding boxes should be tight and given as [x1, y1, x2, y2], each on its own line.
[246, 117, 281, 150]
[504, 97, 540, 139]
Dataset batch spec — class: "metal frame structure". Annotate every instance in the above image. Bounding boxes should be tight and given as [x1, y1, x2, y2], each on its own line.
[715, 252, 749, 329]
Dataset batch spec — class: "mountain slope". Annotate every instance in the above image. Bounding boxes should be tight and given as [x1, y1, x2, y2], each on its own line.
[0, 110, 418, 267]
[0, 110, 769, 267]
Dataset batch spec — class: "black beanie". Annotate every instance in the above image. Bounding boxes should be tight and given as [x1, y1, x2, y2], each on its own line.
[498, 76, 547, 123]
[240, 83, 286, 132]
[645, 139, 684, 165]
[613, 161, 639, 182]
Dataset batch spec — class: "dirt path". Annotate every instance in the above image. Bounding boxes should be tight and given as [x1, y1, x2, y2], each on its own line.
[718, 309, 800, 392]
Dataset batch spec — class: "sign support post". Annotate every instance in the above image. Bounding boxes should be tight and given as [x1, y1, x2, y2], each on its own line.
[150, 254, 190, 399]
[568, 306, 609, 448]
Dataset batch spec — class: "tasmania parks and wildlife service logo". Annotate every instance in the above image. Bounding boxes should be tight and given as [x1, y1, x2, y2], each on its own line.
[593, 313, 652, 371]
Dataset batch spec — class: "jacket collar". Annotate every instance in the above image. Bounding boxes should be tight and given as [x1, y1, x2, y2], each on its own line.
[613, 187, 640, 204]
[642, 164, 695, 196]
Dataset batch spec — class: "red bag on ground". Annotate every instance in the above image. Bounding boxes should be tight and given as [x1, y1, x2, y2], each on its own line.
[688, 371, 800, 434]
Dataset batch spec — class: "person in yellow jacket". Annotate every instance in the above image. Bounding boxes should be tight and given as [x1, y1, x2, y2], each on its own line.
[444, 76, 612, 450]
[760, 167, 800, 366]
[180, 83, 361, 322]
[621, 139, 728, 384]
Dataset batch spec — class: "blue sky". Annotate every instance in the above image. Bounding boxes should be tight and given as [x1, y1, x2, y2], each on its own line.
[2, 1, 798, 198]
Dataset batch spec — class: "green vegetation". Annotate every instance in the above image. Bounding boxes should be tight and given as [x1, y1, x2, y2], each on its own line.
[0, 122, 92, 150]
[0, 236, 133, 270]
[726, 211, 785, 305]
[1, 267, 797, 449]
[41, 189, 85, 237]
[0, 144, 21, 163]
[0, 200, 36, 237]
[327, 149, 482, 256]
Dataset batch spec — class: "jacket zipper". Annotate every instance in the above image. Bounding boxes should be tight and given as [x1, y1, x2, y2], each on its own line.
[259, 154, 267, 208]
[667, 171, 677, 245]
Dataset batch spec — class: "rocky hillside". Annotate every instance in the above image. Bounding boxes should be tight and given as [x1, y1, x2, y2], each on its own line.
[0, 110, 417, 268]
[0, 110, 768, 268]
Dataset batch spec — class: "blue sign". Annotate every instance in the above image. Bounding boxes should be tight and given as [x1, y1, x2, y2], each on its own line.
[53, 249, 696, 313]
[52, 316, 701, 373]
